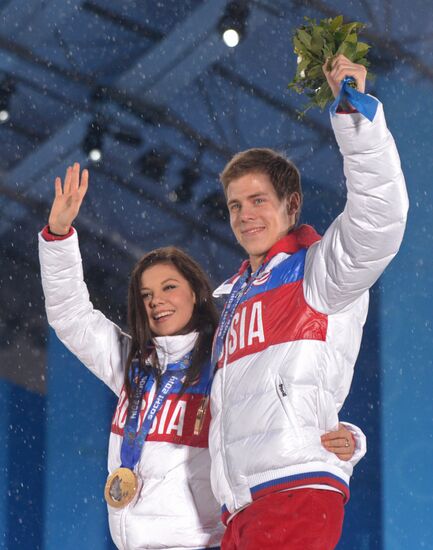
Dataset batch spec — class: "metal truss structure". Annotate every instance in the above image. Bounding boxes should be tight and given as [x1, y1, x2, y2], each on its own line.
[0, 0, 431, 391]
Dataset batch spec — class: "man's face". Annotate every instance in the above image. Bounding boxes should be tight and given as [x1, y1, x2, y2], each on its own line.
[226, 172, 297, 272]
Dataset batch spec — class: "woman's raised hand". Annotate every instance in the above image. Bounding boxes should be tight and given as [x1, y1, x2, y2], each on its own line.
[48, 162, 89, 235]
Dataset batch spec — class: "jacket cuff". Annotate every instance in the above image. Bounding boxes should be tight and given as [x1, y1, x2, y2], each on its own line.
[41, 225, 75, 241]
[330, 97, 388, 156]
[336, 106, 358, 114]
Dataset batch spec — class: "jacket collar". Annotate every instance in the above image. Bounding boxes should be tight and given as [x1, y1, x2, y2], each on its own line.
[237, 224, 322, 276]
[153, 332, 198, 373]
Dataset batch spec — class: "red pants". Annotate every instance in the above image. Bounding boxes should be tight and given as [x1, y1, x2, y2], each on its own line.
[221, 489, 344, 550]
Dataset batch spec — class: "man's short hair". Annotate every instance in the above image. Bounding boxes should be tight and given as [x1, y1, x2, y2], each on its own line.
[220, 148, 303, 223]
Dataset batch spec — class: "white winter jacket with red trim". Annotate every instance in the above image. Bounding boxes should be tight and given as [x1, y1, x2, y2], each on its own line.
[209, 101, 408, 522]
[39, 230, 224, 550]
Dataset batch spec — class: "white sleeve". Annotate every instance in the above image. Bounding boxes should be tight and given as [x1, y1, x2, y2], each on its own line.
[38, 230, 129, 396]
[339, 421, 367, 467]
[304, 100, 409, 314]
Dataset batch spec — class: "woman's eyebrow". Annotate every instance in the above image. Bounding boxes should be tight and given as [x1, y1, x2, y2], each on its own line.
[140, 278, 180, 290]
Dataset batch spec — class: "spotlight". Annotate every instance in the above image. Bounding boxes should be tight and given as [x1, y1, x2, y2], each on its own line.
[0, 110, 9, 124]
[83, 119, 104, 162]
[0, 77, 15, 125]
[138, 149, 170, 182]
[89, 148, 102, 162]
[173, 166, 200, 203]
[218, 1, 249, 48]
[222, 29, 240, 48]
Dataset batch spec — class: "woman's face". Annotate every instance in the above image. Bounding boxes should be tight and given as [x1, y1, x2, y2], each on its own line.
[140, 263, 196, 337]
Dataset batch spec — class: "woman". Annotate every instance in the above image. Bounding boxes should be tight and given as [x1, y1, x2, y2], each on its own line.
[39, 163, 362, 549]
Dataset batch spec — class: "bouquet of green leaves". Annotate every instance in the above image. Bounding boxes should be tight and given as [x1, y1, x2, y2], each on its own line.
[288, 15, 373, 115]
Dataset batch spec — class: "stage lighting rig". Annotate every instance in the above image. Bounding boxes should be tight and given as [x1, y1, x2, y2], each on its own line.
[201, 191, 228, 222]
[218, 1, 249, 48]
[173, 166, 200, 203]
[138, 148, 170, 182]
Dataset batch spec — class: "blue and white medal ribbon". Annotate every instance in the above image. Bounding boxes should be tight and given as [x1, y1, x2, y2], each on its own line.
[104, 354, 190, 508]
[121, 356, 190, 470]
[212, 263, 267, 367]
[330, 76, 378, 121]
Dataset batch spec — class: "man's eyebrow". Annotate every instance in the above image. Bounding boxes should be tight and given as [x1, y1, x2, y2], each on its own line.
[227, 192, 268, 206]
[227, 198, 240, 207]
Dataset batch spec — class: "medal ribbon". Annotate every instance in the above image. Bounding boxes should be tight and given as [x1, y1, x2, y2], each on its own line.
[120, 353, 191, 470]
[330, 76, 378, 122]
[211, 263, 267, 366]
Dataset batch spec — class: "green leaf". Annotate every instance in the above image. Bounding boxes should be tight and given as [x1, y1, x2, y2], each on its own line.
[356, 41, 370, 55]
[293, 37, 309, 60]
[345, 32, 358, 44]
[337, 40, 357, 59]
[297, 56, 310, 72]
[329, 15, 344, 32]
[308, 65, 324, 79]
[297, 29, 312, 49]
[341, 21, 364, 36]
[334, 31, 345, 47]
[322, 44, 335, 60]
[311, 26, 324, 56]
[315, 82, 331, 101]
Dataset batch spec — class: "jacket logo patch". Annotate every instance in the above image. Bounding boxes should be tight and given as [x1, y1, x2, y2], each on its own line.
[112, 388, 186, 435]
[227, 301, 265, 356]
[111, 386, 209, 447]
[218, 281, 327, 366]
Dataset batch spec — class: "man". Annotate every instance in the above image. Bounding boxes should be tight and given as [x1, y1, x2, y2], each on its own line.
[208, 55, 408, 549]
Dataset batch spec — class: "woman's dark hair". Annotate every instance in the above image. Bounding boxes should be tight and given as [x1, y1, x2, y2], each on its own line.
[124, 246, 219, 404]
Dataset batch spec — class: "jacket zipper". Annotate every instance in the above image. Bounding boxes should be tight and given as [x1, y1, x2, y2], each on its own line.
[219, 342, 237, 510]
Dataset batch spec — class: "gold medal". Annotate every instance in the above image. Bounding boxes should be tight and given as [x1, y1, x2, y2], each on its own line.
[194, 396, 209, 435]
[104, 467, 139, 509]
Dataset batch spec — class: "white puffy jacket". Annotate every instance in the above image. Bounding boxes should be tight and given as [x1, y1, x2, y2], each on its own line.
[209, 101, 409, 522]
[39, 230, 224, 550]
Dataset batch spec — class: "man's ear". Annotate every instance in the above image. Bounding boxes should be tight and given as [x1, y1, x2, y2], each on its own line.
[287, 192, 301, 216]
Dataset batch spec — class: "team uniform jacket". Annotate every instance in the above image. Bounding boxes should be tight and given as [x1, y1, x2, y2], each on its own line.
[209, 100, 409, 522]
[39, 229, 224, 550]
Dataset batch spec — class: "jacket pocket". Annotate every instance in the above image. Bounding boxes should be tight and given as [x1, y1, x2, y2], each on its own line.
[275, 375, 304, 445]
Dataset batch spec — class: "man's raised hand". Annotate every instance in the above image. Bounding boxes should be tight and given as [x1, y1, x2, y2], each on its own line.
[48, 163, 88, 235]
[322, 54, 367, 99]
